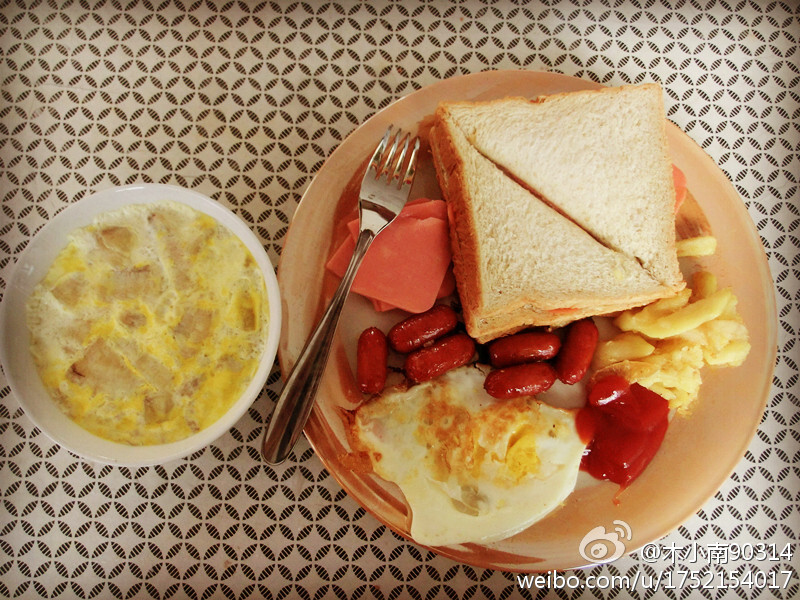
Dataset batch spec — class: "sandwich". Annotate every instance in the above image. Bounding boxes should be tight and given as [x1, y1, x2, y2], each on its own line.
[429, 83, 685, 343]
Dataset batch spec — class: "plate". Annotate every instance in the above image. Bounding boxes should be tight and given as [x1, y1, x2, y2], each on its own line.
[276, 71, 776, 571]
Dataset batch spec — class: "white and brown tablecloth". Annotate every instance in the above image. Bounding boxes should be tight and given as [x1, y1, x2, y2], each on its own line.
[1, 1, 798, 598]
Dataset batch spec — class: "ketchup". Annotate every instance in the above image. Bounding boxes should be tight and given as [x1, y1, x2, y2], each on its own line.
[577, 374, 669, 489]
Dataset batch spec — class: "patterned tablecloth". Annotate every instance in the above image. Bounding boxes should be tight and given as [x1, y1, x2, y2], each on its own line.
[1, 1, 798, 598]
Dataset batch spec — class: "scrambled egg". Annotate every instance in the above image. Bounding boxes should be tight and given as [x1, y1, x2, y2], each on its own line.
[25, 202, 269, 445]
[351, 365, 586, 547]
[592, 270, 750, 413]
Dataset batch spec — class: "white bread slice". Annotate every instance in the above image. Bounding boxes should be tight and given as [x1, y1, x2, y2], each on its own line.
[440, 84, 684, 291]
[430, 107, 680, 343]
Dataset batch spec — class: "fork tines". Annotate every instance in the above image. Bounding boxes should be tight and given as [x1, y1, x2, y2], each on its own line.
[369, 126, 420, 190]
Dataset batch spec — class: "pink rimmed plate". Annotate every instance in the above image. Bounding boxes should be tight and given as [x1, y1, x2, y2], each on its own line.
[275, 70, 776, 571]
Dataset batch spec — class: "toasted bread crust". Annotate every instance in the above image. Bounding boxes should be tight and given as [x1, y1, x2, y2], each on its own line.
[429, 110, 481, 333]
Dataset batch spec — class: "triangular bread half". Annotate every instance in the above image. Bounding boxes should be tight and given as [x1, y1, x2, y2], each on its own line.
[430, 84, 685, 342]
[439, 84, 684, 290]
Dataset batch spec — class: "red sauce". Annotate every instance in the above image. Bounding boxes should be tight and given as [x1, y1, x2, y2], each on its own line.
[577, 374, 669, 490]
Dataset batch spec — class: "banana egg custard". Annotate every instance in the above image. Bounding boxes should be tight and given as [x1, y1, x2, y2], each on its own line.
[25, 201, 269, 446]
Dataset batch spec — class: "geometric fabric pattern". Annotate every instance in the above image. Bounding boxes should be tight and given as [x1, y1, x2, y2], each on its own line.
[1, 1, 798, 598]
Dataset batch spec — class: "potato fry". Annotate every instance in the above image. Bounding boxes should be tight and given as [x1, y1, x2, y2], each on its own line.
[592, 332, 655, 370]
[594, 270, 750, 414]
[617, 288, 732, 339]
[615, 289, 691, 332]
[676, 235, 717, 257]
[706, 340, 751, 367]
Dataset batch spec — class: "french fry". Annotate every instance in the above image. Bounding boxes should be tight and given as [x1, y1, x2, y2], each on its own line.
[592, 332, 655, 370]
[615, 289, 691, 332]
[595, 270, 750, 413]
[691, 270, 717, 300]
[676, 235, 717, 257]
[706, 339, 751, 367]
[616, 288, 732, 339]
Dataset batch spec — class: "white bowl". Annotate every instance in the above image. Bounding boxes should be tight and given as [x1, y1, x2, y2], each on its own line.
[0, 184, 282, 465]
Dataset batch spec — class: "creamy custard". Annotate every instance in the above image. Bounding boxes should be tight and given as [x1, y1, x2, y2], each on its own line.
[25, 201, 269, 446]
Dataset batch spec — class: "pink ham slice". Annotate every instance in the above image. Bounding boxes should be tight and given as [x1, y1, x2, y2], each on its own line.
[326, 199, 452, 313]
[673, 164, 687, 213]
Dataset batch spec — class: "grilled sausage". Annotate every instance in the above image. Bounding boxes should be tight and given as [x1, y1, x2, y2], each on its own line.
[483, 362, 557, 399]
[404, 333, 475, 383]
[488, 331, 561, 367]
[554, 318, 599, 384]
[388, 304, 459, 353]
[357, 327, 388, 394]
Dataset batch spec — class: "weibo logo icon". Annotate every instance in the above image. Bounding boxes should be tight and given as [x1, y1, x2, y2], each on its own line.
[578, 520, 633, 564]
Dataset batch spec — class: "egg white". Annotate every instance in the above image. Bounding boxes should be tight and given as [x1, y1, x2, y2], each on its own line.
[352, 365, 587, 547]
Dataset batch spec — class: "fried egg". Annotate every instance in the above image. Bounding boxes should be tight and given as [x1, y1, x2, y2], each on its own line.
[25, 201, 269, 446]
[352, 365, 587, 547]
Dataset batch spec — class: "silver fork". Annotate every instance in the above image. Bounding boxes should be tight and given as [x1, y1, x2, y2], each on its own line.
[262, 126, 420, 464]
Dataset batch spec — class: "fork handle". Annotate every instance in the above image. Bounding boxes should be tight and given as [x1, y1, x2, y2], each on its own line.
[262, 228, 376, 464]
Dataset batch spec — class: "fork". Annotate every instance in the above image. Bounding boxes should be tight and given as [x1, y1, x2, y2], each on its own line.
[261, 126, 420, 464]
